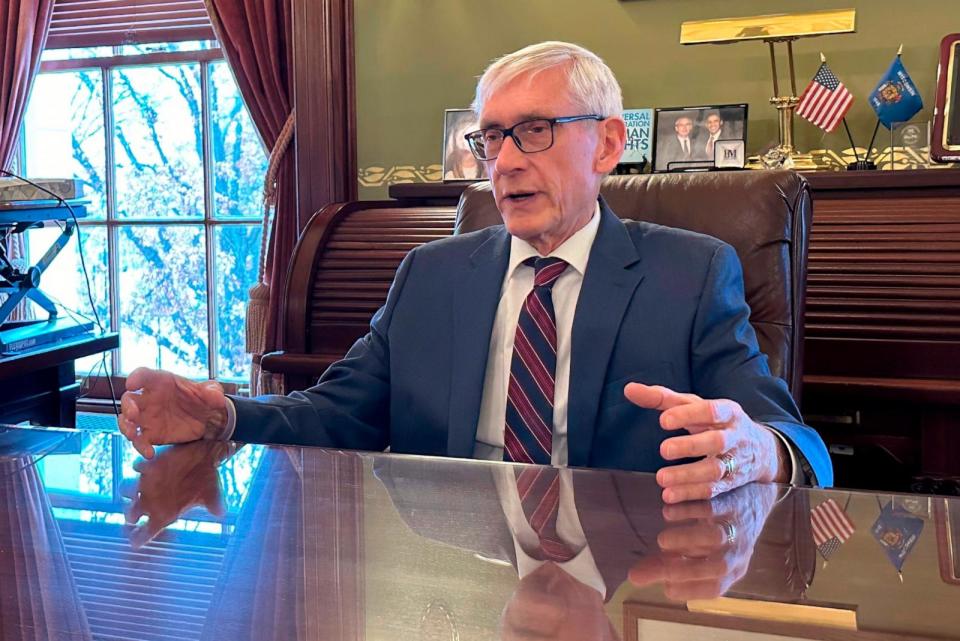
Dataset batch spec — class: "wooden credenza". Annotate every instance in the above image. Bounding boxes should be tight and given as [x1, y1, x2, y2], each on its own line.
[801, 169, 960, 491]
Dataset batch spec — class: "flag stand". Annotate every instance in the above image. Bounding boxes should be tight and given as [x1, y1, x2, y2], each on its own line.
[843, 118, 878, 171]
[862, 119, 883, 166]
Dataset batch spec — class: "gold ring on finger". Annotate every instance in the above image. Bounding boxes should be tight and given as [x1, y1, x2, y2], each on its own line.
[717, 519, 737, 545]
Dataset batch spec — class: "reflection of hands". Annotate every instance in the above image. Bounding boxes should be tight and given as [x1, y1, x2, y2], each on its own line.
[122, 440, 233, 548]
[120, 367, 229, 459]
[501, 563, 618, 641]
[628, 482, 778, 601]
[625, 383, 788, 503]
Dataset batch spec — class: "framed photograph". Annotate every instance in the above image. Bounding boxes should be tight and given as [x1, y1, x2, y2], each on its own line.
[624, 601, 856, 641]
[652, 104, 748, 173]
[935, 497, 960, 585]
[932, 33, 960, 163]
[442, 109, 487, 182]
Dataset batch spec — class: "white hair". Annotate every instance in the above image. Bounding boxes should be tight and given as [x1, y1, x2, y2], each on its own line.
[472, 41, 623, 119]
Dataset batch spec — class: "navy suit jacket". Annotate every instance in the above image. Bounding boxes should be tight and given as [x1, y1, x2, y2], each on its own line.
[233, 202, 833, 486]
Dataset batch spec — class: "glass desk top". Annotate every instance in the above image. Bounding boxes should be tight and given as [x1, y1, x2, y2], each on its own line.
[0, 424, 958, 641]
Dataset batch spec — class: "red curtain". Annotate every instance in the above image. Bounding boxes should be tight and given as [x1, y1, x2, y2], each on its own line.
[0, 0, 53, 323]
[203, 0, 296, 393]
[0, 0, 52, 167]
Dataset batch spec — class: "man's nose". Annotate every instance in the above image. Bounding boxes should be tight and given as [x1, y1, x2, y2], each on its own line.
[494, 134, 527, 174]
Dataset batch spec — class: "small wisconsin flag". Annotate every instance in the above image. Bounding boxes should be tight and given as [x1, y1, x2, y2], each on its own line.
[796, 63, 854, 133]
[871, 500, 924, 576]
[810, 498, 855, 561]
[870, 55, 924, 129]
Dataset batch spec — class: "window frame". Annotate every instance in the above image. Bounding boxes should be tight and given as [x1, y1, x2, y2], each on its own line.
[28, 47, 264, 396]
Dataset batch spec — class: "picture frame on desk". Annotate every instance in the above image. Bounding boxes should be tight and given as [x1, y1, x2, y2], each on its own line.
[652, 104, 748, 173]
[932, 33, 960, 163]
[935, 498, 960, 585]
[623, 601, 856, 641]
[442, 108, 487, 182]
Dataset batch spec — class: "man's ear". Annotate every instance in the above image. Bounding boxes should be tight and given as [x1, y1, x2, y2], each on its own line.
[595, 117, 626, 174]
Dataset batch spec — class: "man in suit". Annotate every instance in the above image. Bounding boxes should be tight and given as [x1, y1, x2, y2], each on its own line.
[119, 41, 833, 502]
[700, 112, 724, 161]
[698, 111, 743, 162]
[656, 114, 700, 170]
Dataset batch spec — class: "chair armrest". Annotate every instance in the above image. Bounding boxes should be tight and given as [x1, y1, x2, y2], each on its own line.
[260, 351, 338, 376]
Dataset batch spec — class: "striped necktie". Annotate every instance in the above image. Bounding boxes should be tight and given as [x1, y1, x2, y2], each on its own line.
[516, 467, 576, 562]
[504, 257, 568, 465]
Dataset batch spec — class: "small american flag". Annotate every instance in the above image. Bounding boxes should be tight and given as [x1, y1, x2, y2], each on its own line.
[796, 63, 854, 133]
[810, 498, 855, 561]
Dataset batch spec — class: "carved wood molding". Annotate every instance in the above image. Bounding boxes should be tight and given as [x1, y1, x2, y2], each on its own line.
[292, 0, 357, 232]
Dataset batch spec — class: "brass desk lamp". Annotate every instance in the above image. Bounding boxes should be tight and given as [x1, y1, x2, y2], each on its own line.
[680, 9, 856, 169]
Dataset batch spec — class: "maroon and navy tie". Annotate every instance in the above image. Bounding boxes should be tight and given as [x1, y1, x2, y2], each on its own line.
[516, 467, 576, 562]
[504, 257, 568, 465]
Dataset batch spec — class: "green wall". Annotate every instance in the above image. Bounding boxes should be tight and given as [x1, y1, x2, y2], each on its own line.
[355, 0, 959, 198]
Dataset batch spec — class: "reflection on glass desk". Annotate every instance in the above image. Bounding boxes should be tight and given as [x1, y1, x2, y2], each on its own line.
[1, 424, 959, 641]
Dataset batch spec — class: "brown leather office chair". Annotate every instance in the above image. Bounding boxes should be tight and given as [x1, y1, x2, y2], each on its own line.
[455, 171, 812, 400]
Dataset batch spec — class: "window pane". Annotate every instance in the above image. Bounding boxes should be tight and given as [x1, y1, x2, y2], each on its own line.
[118, 225, 208, 377]
[112, 64, 203, 219]
[23, 71, 107, 219]
[214, 225, 262, 381]
[26, 225, 109, 374]
[41, 47, 115, 62]
[118, 41, 216, 56]
[38, 432, 114, 498]
[209, 61, 268, 218]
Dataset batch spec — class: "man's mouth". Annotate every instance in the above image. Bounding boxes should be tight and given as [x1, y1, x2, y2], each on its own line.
[505, 191, 536, 202]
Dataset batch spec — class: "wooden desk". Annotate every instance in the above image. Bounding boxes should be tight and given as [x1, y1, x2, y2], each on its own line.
[0, 332, 118, 428]
[1, 426, 958, 640]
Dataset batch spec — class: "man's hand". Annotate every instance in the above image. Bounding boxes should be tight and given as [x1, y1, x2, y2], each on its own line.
[119, 367, 229, 459]
[628, 482, 778, 601]
[122, 440, 232, 548]
[625, 383, 788, 504]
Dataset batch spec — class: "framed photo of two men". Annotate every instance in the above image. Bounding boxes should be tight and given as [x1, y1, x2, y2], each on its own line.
[652, 104, 748, 173]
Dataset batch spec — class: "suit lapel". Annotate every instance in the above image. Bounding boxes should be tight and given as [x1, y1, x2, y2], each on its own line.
[567, 202, 644, 467]
[447, 229, 510, 458]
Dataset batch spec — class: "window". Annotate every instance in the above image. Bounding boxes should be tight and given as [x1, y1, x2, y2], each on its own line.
[22, 43, 268, 386]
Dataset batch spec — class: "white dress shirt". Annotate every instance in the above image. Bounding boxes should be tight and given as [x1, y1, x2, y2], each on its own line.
[473, 205, 601, 465]
[705, 131, 721, 156]
[492, 466, 606, 598]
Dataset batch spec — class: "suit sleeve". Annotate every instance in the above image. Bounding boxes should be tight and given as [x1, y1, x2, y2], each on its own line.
[690, 243, 833, 487]
[228, 249, 417, 450]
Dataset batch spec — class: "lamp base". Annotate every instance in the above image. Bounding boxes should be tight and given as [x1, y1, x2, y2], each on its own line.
[846, 160, 878, 171]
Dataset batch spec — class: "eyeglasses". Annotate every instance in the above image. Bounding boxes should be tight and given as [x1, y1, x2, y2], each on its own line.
[464, 114, 605, 161]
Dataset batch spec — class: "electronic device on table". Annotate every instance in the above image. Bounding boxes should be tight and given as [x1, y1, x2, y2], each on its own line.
[0, 177, 93, 354]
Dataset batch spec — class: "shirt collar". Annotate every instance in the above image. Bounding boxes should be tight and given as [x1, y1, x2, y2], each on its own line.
[507, 202, 601, 279]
